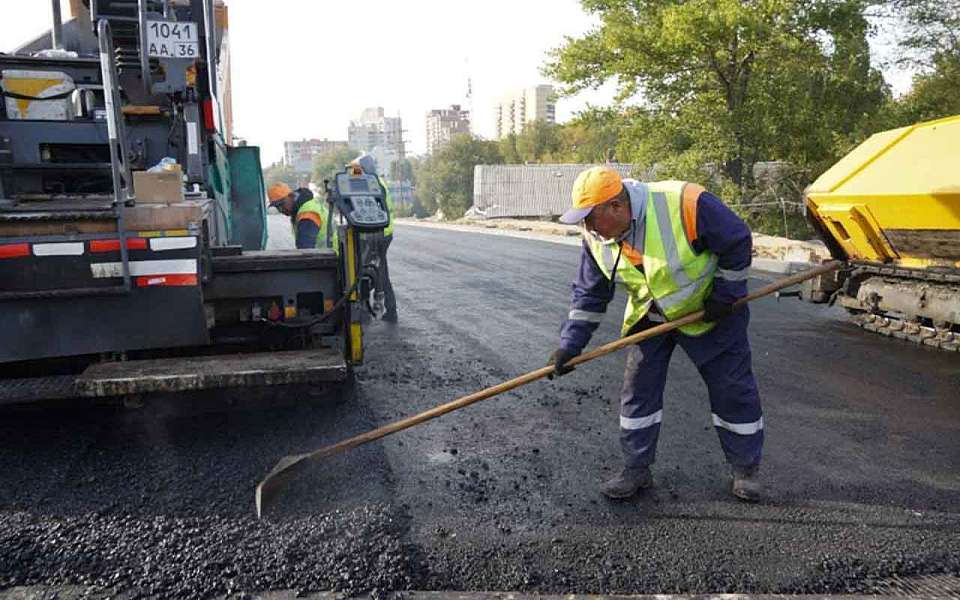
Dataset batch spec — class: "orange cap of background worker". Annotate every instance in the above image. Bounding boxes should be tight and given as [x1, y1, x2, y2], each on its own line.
[560, 166, 624, 224]
[267, 182, 292, 207]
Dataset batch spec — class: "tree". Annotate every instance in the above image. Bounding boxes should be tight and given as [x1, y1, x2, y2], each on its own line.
[880, 1, 960, 124]
[545, 0, 889, 193]
[311, 147, 358, 185]
[515, 119, 562, 162]
[389, 157, 416, 183]
[496, 110, 633, 165]
[556, 108, 628, 163]
[412, 158, 438, 215]
[888, 0, 959, 68]
[498, 133, 522, 164]
[893, 56, 960, 122]
[415, 134, 503, 220]
[263, 161, 299, 189]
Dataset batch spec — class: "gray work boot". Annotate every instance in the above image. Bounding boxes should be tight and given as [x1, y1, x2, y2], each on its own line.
[732, 465, 763, 502]
[600, 466, 653, 499]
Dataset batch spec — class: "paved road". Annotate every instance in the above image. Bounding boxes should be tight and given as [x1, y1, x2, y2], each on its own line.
[363, 224, 960, 590]
[0, 223, 958, 597]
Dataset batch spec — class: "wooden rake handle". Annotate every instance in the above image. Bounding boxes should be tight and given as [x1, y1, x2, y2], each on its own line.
[255, 261, 842, 517]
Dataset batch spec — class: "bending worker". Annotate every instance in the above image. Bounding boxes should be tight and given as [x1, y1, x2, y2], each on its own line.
[351, 153, 397, 323]
[549, 166, 762, 502]
[267, 183, 335, 250]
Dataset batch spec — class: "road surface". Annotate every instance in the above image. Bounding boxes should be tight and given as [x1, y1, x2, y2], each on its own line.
[0, 223, 958, 598]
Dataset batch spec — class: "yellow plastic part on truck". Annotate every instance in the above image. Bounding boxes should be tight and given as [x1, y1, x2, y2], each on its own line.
[805, 114, 960, 271]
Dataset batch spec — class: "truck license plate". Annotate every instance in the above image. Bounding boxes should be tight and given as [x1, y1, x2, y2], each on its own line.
[146, 21, 200, 59]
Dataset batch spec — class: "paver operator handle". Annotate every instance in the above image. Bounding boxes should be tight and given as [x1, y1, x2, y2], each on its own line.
[255, 261, 843, 518]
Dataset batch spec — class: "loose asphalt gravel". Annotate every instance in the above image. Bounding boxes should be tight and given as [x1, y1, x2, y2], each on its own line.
[0, 222, 958, 598]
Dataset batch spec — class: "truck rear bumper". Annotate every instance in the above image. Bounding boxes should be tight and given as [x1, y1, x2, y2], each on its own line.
[75, 348, 348, 397]
[0, 349, 348, 405]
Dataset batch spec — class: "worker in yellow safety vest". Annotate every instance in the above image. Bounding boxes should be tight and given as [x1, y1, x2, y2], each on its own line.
[548, 166, 763, 502]
[267, 182, 337, 250]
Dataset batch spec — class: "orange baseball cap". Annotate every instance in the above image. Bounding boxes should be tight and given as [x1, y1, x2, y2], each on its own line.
[267, 182, 292, 205]
[560, 166, 624, 224]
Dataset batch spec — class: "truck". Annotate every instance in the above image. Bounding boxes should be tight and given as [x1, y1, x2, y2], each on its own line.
[0, 0, 390, 404]
[803, 114, 959, 352]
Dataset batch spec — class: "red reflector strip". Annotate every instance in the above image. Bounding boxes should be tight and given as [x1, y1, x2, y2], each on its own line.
[89, 238, 148, 253]
[135, 274, 198, 287]
[0, 243, 30, 259]
[202, 98, 216, 131]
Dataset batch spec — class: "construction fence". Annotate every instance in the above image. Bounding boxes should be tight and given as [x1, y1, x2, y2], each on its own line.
[471, 164, 638, 219]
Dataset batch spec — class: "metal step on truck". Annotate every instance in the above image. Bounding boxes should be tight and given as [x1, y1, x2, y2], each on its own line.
[0, 0, 390, 405]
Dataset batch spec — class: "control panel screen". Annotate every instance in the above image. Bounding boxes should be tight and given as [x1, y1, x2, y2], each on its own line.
[337, 173, 379, 196]
[351, 196, 388, 225]
[349, 178, 370, 193]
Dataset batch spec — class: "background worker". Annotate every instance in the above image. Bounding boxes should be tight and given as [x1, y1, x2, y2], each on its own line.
[351, 153, 397, 323]
[267, 182, 335, 250]
[548, 166, 763, 502]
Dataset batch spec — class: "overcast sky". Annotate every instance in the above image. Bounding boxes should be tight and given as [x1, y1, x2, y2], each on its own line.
[4, 1, 914, 163]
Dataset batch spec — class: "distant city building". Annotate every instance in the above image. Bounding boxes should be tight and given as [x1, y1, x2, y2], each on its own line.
[425, 104, 471, 155]
[283, 138, 349, 175]
[494, 85, 557, 139]
[347, 107, 405, 176]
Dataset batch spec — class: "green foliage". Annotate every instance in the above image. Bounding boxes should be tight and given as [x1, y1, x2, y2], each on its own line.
[889, 0, 960, 67]
[732, 204, 814, 239]
[537, 0, 925, 236]
[878, 55, 960, 126]
[515, 120, 562, 162]
[392, 202, 415, 218]
[389, 157, 417, 183]
[414, 134, 503, 220]
[497, 112, 628, 164]
[498, 134, 522, 164]
[311, 147, 358, 185]
[900, 57, 960, 120]
[392, 196, 430, 219]
[547, 0, 890, 190]
[556, 108, 625, 162]
[728, 166, 816, 239]
[880, 1, 960, 125]
[262, 162, 299, 189]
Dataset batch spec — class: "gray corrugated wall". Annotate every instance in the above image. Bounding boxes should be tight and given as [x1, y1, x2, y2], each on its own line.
[472, 164, 638, 219]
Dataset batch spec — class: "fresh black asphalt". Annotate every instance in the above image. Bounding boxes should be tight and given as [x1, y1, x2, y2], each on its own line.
[1, 223, 958, 598]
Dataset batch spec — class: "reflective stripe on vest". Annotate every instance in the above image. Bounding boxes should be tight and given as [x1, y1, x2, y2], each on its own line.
[644, 184, 718, 317]
[584, 180, 717, 337]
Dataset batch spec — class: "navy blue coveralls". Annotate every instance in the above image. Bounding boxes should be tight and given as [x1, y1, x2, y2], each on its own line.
[559, 191, 763, 470]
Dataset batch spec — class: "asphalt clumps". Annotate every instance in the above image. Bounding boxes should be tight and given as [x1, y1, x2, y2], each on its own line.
[0, 504, 423, 599]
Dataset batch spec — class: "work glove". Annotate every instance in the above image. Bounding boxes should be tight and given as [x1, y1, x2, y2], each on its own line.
[703, 296, 735, 322]
[546, 348, 578, 380]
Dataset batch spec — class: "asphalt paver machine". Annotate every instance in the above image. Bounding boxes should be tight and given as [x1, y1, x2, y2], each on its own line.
[801, 115, 960, 352]
[0, 0, 389, 404]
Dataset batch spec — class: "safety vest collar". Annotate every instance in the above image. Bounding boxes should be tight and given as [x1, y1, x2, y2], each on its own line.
[622, 179, 648, 241]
